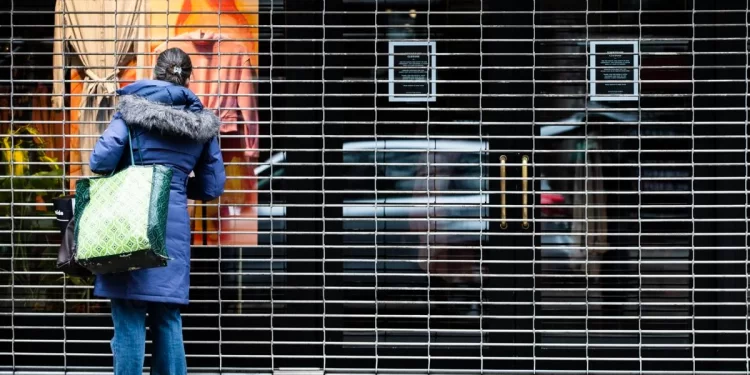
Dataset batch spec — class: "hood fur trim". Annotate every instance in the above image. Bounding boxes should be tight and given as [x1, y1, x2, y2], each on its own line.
[117, 95, 220, 143]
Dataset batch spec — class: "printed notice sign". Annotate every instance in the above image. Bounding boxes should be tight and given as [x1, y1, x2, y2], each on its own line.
[389, 41, 437, 102]
[590, 41, 639, 101]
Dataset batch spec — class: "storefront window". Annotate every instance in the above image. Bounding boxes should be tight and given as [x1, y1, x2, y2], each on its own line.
[0, 0, 748, 372]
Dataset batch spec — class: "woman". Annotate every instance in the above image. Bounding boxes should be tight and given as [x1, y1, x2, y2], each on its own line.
[88, 48, 226, 374]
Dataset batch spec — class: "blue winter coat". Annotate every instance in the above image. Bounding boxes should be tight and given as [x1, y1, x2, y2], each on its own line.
[89, 79, 226, 305]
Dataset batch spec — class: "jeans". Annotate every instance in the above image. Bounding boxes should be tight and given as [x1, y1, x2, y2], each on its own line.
[110, 299, 187, 375]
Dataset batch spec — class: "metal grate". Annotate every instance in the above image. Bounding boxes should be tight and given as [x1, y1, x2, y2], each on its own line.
[0, 0, 749, 373]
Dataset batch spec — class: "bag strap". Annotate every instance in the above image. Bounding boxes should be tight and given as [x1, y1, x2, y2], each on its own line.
[126, 126, 144, 165]
[126, 128, 136, 166]
[110, 127, 143, 177]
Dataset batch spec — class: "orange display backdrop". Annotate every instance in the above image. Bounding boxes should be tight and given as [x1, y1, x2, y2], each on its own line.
[150, 0, 260, 247]
[67, 62, 137, 180]
[148, 0, 259, 67]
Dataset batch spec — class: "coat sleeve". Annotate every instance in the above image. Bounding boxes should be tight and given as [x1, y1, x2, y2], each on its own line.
[89, 113, 129, 175]
[187, 137, 226, 201]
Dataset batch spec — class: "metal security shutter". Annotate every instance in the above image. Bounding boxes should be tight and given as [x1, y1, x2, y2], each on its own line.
[0, 0, 749, 374]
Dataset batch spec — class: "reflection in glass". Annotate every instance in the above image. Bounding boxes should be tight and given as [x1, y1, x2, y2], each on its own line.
[341, 139, 487, 291]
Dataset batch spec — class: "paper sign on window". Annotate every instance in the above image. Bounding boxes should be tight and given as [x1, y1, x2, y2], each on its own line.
[590, 41, 639, 101]
[389, 41, 437, 102]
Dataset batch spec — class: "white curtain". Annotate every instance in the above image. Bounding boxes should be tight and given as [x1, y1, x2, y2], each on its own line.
[53, 0, 149, 175]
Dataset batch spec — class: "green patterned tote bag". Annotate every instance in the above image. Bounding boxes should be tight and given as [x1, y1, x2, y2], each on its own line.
[74, 128, 172, 274]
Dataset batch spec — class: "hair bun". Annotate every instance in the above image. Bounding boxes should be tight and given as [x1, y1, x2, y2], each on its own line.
[155, 48, 193, 87]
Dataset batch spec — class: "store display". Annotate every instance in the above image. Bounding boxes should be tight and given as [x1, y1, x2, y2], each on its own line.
[150, 0, 260, 247]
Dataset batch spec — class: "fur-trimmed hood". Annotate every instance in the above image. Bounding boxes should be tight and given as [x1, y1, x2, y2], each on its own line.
[117, 95, 221, 143]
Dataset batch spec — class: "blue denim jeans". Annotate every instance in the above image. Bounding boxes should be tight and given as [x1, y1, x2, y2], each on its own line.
[110, 299, 187, 375]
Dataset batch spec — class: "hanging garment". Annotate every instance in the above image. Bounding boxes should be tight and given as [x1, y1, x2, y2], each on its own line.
[150, 0, 260, 72]
[53, 0, 150, 176]
[153, 30, 259, 159]
[155, 30, 259, 247]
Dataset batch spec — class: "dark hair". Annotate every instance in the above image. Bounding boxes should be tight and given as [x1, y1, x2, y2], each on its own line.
[154, 48, 193, 86]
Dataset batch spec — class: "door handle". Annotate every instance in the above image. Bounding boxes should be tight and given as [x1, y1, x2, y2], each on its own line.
[499, 155, 508, 230]
[522, 155, 530, 229]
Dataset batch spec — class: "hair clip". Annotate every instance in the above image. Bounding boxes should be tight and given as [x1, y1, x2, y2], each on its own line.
[172, 66, 182, 75]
